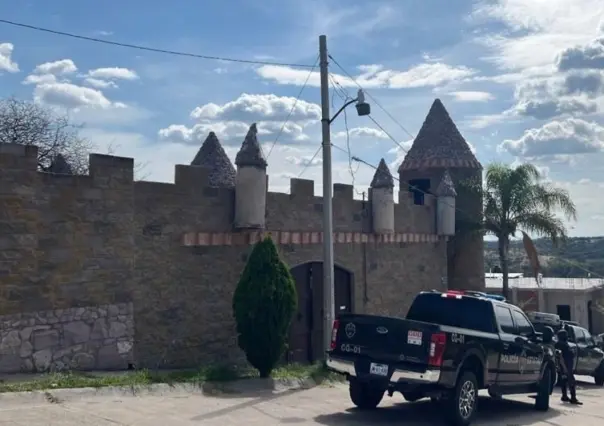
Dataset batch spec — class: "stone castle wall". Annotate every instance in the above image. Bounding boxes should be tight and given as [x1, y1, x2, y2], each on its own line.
[1, 142, 450, 373]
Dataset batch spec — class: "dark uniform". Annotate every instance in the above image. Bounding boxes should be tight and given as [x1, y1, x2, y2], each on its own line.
[555, 329, 582, 405]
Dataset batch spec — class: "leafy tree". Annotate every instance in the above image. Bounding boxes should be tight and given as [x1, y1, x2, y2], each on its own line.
[232, 236, 297, 378]
[0, 97, 91, 174]
[480, 163, 577, 298]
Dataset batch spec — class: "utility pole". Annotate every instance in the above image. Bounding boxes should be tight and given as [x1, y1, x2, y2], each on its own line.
[319, 34, 335, 355]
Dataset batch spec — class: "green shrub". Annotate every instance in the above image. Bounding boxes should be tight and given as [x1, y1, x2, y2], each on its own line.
[232, 236, 297, 378]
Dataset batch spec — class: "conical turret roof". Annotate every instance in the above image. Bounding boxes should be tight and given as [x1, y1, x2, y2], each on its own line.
[398, 99, 481, 171]
[436, 169, 457, 197]
[370, 158, 394, 189]
[191, 132, 236, 187]
[48, 154, 73, 174]
[235, 123, 267, 169]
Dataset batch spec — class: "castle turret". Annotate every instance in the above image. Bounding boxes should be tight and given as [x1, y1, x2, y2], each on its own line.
[47, 154, 73, 174]
[234, 123, 267, 229]
[191, 132, 236, 188]
[398, 98, 484, 291]
[435, 170, 456, 236]
[370, 158, 394, 234]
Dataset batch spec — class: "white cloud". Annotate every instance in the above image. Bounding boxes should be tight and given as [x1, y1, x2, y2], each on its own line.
[84, 78, 118, 89]
[190, 93, 320, 122]
[333, 127, 388, 139]
[22, 73, 57, 86]
[0, 43, 19, 73]
[448, 91, 494, 102]
[87, 67, 138, 80]
[499, 118, 604, 158]
[33, 59, 77, 75]
[33, 82, 124, 110]
[256, 62, 476, 89]
[472, 0, 604, 71]
[160, 93, 322, 146]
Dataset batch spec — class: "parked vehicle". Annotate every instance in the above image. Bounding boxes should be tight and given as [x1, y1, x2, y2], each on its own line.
[527, 311, 604, 385]
[326, 290, 557, 426]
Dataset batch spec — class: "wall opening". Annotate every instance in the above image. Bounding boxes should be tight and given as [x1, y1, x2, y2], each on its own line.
[408, 179, 430, 205]
[557, 304, 571, 321]
[287, 262, 353, 364]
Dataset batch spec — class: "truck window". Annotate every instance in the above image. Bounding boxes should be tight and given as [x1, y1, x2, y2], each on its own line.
[511, 309, 534, 337]
[495, 305, 515, 334]
[406, 293, 496, 333]
[574, 328, 586, 344]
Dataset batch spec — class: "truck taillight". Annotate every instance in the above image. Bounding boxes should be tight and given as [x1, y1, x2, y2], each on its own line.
[428, 332, 447, 367]
[330, 319, 340, 350]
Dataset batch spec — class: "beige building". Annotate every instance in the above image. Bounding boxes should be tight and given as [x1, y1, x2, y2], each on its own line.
[486, 273, 604, 334]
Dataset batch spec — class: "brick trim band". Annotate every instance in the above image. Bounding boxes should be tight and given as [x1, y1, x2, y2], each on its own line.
[182, 231, 442, 247]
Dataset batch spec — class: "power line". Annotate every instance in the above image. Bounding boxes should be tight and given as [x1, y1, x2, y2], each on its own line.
[298, 145, 322, 178]
[0, 18, 316, 68]
[328, 54, 416, 141]
[266, 55, 319, 159]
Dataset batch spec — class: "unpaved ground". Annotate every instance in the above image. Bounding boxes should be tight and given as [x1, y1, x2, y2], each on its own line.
[0, 377, 602, 425]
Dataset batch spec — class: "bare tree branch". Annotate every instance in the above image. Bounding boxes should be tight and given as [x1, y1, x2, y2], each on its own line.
[0, 97, 92, 174]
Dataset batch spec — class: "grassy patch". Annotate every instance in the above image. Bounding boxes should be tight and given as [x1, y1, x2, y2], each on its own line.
[0, 362, 341, 393]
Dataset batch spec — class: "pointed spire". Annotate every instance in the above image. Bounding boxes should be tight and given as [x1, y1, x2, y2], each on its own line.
[436, 170, 457, 197]
[370, 158, 394, 189]
[48, 154, 73, 174]
[235, 123, 267, 169]
[191, 131, 236, 188]
[399, 99, 481, 172]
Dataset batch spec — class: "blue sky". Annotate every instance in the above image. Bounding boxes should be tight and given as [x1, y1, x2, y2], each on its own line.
[1, 0, 604, 236]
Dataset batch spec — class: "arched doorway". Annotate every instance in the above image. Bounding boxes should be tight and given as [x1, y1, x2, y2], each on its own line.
[287, 262, 353, 363]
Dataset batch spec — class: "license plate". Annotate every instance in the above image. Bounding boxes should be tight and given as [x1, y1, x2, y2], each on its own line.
[369, 362, 388, 376]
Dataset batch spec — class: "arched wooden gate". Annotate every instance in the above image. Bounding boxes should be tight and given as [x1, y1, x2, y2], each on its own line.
[287, 262, 352, 363]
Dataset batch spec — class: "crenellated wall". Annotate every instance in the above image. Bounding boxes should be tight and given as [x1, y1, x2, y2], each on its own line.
[0, 141, 452, 372]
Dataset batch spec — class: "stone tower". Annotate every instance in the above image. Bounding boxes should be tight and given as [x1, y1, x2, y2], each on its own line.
[191, 131, 236, 187]
[398, 99, 484, 291]
[370, 158, 395, 234]
[234, 123, 268, 229]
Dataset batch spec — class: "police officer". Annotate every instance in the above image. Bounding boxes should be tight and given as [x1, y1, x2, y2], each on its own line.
[555, 329, 582, 405]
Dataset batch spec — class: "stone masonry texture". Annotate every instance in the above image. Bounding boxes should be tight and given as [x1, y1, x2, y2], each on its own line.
[0, 100, 484, 373]
[0, 302, 134, 373]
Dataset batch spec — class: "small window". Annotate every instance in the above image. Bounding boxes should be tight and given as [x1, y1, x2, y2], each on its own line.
[512, 310, 534, 336]
[408, 179, 430, 206]
[495, 306, 515, 334]
[583, 329, 592, 341]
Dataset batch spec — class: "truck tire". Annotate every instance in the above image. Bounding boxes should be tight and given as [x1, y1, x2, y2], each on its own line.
[445, 371, 478, 426]
[594, 363, 604, 386]
[535, 366, 551, 412]
[349, 379, 384, 410]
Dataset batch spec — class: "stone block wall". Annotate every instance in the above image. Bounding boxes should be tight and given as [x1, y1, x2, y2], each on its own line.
[0, 302, 134, 373]
[1, 142, 457, 372]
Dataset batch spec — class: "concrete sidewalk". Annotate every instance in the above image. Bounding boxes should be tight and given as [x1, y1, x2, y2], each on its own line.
[0, 377, 603, 425]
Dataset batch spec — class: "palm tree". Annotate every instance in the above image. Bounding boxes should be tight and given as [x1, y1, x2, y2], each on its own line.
[482, 163, 577, 299]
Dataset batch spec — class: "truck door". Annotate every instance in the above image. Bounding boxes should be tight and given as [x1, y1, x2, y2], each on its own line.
[511, 308, 543, 385]
[574, 327, 590, 374]
[494, 305, 520, 384]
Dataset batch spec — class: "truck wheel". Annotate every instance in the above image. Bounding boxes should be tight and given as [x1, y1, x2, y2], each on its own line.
[595, 364, 604, 386]
[535, 366, 551, 412]
[445, 371, 478, 426]
[349, 379, 384, 410]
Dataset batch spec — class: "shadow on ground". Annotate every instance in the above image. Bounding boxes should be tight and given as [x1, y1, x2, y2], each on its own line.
[314, 396, 563, 426]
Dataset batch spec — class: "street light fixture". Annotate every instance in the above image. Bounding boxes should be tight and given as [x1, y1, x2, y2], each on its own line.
[319, 35, 371, 357]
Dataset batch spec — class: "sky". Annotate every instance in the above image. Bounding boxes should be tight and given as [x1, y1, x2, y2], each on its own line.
[1, 0, 604, 237]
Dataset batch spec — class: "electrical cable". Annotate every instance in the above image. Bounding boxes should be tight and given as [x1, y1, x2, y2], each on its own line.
[266, 55, 319, 159]
[298, 145, 322, 178]
[0, 18, 316, 68]
[328, 54, 416, 140]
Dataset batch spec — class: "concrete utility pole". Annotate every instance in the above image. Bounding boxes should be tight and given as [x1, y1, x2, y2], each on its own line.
[319, 34, 336, 356]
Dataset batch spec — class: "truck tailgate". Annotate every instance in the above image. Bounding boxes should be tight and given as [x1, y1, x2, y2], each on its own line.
[331, 313, 441, 365]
